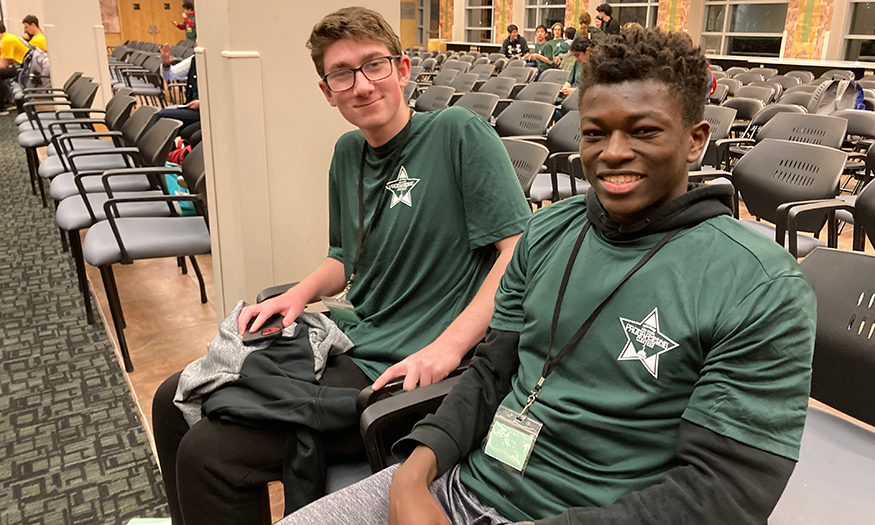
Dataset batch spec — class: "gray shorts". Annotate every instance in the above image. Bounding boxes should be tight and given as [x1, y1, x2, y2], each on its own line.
[277, 464, 523, 525]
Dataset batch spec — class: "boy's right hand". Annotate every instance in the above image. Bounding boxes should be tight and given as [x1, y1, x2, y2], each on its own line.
[160, 43, 172, 66]
[237, 291, 305, 335]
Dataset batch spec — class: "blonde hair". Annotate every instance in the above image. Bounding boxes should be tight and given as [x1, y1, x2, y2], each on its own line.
[307, 7, 402, 77]
[579, 13, 592, 27]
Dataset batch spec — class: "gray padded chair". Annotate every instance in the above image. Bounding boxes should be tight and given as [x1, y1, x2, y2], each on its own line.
[14, 72, 84, 126]
[786, 70, 815, 83]
[748, 80, 782, 101]
[470, 63, 495, 81]
[726, 66, 748, 77]
[732, 139, 848, 257]
[403, 81, 416, 103]
[452, 92, 500, 120]
[49, 117, 183, 202]
[560, 89, 580, 115]
[428, 68, 459, 88]
[785, 84, 819, 95]
[500, 137, 550, 200]
[722, 97, 765, 134]
[734, 85, 775, 104]
[709, 83, 729, 105]
[733, 72, 765, 85]
[473, 57, 490, 66]
[752, 67, 778, 79]
[717, 77, 741, 96]
[408, 66, 424, 83]
[701, 105, 738, 167]
[493, 58, 507, 73]
[514, 81, 561, 104]
[441, 60, 471, 74]
[820, 69, 854, 80]
[768, 248, 875, 525]
[771, 74, 803, 90]
[420, 57, 437, 72]
[498, 66, 535, 85]
[414, 85, 455, 112]
[448, 72, 478, 94]
[521, 111, 586, 203]
[477, 76, 515, 99]
[506, 58, 526, 68]
[711, 71, 726, 80]
[46, 105, 160, 163]
[537, 69, 569, 84]
[778, 91, 813, 109]
[457, 55, 476, 64]
[82, 144, 209, 372]
[493, 100, 556, 137]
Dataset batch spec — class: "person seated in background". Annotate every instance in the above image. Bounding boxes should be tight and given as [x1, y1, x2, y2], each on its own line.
[558, 28, 579, 74]
[596, 3, 621, 35]
[579, 12, 606, 44]
[500, 24, 529, 59]
[0, 21, 29, 112]
[559, 35, 594, 97]
[156, 42, 200, 129]
[278, 28, 815, 525]
[564, 26, 576, 47]
[151, 6, 531, 525]
[548, 22, 569, 66]
[173, 1, 197, 43]
[22, 15, 45, 51]
[525, 24, 554, 78]
[622, 21, 644, 34]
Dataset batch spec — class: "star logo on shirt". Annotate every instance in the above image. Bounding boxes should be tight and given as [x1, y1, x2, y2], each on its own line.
[617, 307, 678, 379]
[385, 166, 420, 208]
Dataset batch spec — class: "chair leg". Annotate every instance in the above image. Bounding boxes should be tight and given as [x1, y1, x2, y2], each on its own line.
[68, 230, 95, 324]
[25, 147, 37, 196]
[189, 255, 207, 304]
[100, 265, 133, 372]
[177, 256, 188, 274]
[54, 200, 70, 252]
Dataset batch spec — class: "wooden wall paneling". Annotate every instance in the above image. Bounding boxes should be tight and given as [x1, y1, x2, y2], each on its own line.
[118, 0, 157, 43]
[153, 0, 187, 45]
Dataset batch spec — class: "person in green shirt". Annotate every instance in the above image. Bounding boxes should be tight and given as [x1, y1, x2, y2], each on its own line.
[525, 24, 554, 77]
[151, 6, 531, 525]
[548, 22, 570, 65]
[559, 35, 595, 97]
[278, 28, 815, 525]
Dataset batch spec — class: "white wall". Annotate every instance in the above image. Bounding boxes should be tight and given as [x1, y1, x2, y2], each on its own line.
[42, 0, 110, 106]
[197, 0, 400, 317]
[4, 0, 43, 37]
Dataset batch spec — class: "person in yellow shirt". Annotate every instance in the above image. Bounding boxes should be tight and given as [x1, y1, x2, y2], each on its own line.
[23, 15, 46, 51]
[0, 20, 30, 110]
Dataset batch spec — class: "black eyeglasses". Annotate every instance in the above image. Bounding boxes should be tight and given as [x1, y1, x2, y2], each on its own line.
[322, 55, 401, 93]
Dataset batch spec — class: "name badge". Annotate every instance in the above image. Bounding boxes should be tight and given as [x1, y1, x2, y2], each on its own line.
[321, 296, 362, 325]
[483, 405, 542, 474]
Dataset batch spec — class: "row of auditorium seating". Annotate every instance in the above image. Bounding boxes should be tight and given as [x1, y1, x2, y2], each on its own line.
[14, 73, 209, 372]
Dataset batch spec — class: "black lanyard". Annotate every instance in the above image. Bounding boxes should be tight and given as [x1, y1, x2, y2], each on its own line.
[347, 115, 413, 291]
[516, 221, 683, 420]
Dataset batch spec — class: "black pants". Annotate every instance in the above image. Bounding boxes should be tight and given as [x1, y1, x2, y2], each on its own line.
[0, 66, 18, 107]
[152, 354, 372, 525]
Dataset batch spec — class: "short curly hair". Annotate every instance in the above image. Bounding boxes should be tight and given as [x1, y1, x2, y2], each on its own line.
[307, 7, 402, 78]
[578, 28, 709, 126]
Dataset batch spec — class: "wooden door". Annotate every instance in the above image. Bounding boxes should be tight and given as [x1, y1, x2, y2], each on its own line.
[152, 0, 188, 46]
[117, 0, 158, 43]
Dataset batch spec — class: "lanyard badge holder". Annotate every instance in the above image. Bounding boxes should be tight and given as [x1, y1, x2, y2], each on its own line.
[321, 114, 413, 326]
[484, 223, 683, 476]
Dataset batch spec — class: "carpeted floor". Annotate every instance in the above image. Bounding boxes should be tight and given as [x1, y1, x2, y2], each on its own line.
[0, 113, 169, 524]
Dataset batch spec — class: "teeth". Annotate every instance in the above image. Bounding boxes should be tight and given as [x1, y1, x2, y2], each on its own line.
[603, 175, 641, 184]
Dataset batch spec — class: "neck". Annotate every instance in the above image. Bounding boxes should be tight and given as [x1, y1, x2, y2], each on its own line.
[362, 105, 410, 148]
[33, 29, 42, 36]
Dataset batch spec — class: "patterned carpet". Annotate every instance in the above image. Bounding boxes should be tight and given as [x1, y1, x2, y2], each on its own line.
[0, 113, 169, 523]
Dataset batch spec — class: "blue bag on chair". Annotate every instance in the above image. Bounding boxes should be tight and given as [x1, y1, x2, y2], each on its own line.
[164, 162, 196, 216]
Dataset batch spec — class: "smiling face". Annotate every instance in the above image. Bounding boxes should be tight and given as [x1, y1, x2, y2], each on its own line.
[510, 29, 519, 40]
[578, 80, 709, 225]
[318, 37, 411, 146]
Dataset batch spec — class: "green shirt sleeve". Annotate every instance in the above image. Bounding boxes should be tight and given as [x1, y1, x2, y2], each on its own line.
[451, 111, 531, 250]
[327, 147, 344, 263]
[489, 223, 531, 332]
[682, 275, 816, 461]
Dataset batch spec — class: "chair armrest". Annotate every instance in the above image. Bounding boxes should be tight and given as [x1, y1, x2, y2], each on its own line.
[511, 135, 548, 146]
[47, 119, 99, 135]
[687, 170, 732, 183]
[359, 375, 463, 472]
[100, 166, 181, 197]
[67, 147, 139, 159]
[776, 199, 856, 256]
[53, 131, 123, 159]
[22, 93, 69, 101]
[102, 195, 205, 265]
[256, 282, 301, 303]
[23, 87, 66, 94]
[23, 100, 71, 108]
[56, 108, 104, 118]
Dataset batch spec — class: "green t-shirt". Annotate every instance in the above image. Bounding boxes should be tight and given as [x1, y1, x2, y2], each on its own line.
[533, 41, 555, 73]
[548, 39, 569, 58]
[460, 197, 815, 521]
[328, 107, 531, 380]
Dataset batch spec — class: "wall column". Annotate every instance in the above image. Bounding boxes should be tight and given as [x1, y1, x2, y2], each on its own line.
[196, 0, 400, 318]
[42, 0, 111, 106]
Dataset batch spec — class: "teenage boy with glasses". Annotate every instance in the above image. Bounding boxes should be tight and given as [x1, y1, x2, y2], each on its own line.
[151, 6, 531, 525]
[278, 28, 814, 525]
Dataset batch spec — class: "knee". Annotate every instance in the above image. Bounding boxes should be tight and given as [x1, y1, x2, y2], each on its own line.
[152, 372, 182, 434]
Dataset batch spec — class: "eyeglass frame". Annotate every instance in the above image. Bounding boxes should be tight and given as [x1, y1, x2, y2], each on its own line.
[321, 55, 403, 93]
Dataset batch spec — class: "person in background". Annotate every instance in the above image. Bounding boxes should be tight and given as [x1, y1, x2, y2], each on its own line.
[525, 24, 555, 78]
[0, 21, 29, 112]
[622, 21, 644, 34]
[596, 3, 621, 35]
[549, 22, 569, 66]
[564, 26, 576, 47]
[559, 35, 594, 97]
[173, 1, 197, 43]
[500, 24, 529, 59]
[22, 15, 45, 51]
[156, 43, 200, 129]
[579, 12, 605, 44]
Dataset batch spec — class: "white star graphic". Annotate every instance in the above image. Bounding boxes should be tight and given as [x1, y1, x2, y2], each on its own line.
[617, 307, 679, 379]
[385, 166, 420, 208]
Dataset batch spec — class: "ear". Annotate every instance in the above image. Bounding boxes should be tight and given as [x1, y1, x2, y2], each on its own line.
[318, 80, 337, 108]
[397, 54, 412, 88]
[686, 119, 711, 164]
